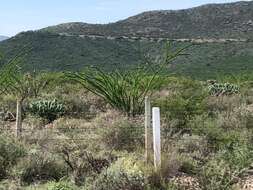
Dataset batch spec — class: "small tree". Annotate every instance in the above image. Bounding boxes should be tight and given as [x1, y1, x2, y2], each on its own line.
[0, 53, 50, 138]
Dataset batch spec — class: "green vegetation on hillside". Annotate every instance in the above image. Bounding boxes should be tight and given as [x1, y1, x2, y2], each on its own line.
[0, 31, 253, 79]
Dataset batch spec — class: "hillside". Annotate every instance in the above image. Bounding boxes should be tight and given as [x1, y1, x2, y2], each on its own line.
[0, 1, 253, 79]
[0, 35, 9, 42]
[43, 1, 253, 39]
[0, 31, 253, 79]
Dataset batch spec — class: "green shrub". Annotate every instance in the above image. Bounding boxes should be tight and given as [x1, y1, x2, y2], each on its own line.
[199, 158, 237, 190]
[208, 82, 239, 96]
[220, 143, 253, 171]
[28, 99, 65, 123]
[89, 156, 145, 190]
[0, 135, 26, 179]
[189, 113, 253, 153]
[15, 151, 67, 184]
[157, 89, 206, 133]
[48, 180, 78, 190]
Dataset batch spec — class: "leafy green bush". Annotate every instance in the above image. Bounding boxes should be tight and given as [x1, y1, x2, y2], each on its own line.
[208, 82, 239, 96]
[28, 99, 65, 123]
[0, 135, 26, 179]
[15, 151, 67, 184]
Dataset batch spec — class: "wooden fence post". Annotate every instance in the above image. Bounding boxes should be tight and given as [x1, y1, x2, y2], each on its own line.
[145, 96, 151, 162]
[16, 99, 22, 138]
[152, 107, 161, 171]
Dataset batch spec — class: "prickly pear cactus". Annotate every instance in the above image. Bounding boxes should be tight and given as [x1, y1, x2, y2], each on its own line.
[28, 99, 65, 122]
[208, 82, 239, 96]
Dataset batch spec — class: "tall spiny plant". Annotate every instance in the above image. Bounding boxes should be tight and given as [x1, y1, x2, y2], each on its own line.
[0, 52, 51, 138]
[66, 42, 190, 116]
[67, 66, 161, 116]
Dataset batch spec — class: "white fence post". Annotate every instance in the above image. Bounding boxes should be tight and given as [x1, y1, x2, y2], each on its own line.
[152, 107, 161, 171]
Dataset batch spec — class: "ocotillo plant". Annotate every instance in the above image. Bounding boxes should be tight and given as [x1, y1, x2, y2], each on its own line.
[0, 53, 51, 138]
[66, 42, 190, 116]
[67, 66, 162, 116]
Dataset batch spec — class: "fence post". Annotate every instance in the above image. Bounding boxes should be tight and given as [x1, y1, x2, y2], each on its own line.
[16, 99, 22, 138]
[145, 96, 151, 162]
[152, 107, 161, 171]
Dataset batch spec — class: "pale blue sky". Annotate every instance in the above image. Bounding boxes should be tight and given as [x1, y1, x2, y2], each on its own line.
[0, 0, 249, 36]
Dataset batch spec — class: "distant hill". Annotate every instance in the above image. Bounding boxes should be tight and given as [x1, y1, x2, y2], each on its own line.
[43, 1, 253, 39]
[0, 36, 9, 42]
[0, 1, 253, 79]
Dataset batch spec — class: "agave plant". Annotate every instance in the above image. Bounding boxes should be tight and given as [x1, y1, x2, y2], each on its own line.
[28, 99, 65, 123]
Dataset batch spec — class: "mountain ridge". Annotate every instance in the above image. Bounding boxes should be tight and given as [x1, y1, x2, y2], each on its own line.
[42, 1, 253, 39]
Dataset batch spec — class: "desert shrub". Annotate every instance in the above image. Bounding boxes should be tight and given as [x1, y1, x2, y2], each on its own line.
[0, 135, 26, 179]
[53, 139, 113, 186]
[208, 82, 239, 96]
[54, 118, 90, 133]
[159, 152, 183, 179]
[176, 135, 208, 174]
[215, 105, 253, 129]
[89, 156, 146, 190]
[177, 135, 208, 155]
[147, 144, 201, 189]
[205, 95, 243, 113]
[28, 99, 65, 123]
[59, 95, 90, 118]
[22, 115, 45, 129]
[61, 91, 106, 119]
[100, 119, 144, 151]
[199, 158, 237, 190]
[220, 142, 253, 171]
[15, 151, 67, 184]
[53, 117, 106, 154]
[0, 95, 16, 115]
[199, 143, 253, 190]
[189, 114, 251, 151]
[47, 180, 78, 190]
[157, 88, 206, 133]
[147, 151, 184, 189]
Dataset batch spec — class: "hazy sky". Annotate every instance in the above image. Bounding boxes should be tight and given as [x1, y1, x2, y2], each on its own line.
[0, 0, 249, 36]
